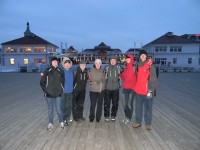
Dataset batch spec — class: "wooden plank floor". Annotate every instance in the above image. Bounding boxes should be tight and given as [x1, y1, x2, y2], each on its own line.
[0, 72, 200, 150]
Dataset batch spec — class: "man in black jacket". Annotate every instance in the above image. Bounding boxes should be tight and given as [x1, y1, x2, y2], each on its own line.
[40, 57, 65, 130]
[72, 61, 88, 121]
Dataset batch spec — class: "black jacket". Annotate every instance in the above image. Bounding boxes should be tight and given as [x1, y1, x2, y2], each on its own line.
[40, 67, 64, 98]
[73, 67, 88, 91]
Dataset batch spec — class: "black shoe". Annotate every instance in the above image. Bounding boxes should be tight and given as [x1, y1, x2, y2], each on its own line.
[80, 117, 85, 121]
[90, 119, 94, 122]
[64, 120, 69, 126]
[96, 119, 100, 122]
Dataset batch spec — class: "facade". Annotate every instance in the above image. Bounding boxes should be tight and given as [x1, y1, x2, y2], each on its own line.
[143, 32, 200, 71]
[77, 42, 123, 63]
[1, 22, 58, 71]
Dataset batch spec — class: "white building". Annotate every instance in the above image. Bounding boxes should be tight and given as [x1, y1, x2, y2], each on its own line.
[143, 32, 200, 71]
[1, 22, 58, 71]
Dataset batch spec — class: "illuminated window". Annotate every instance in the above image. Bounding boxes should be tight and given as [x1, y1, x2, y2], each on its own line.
[6, 47, 17, 53]
[34, 47, 46, 53]
[20, 47, 31, 53]
[24, 59, 28, 64]
[34, 58, 46, 64]
[49, 47, 56, 52]
[10, 58, 15, 64]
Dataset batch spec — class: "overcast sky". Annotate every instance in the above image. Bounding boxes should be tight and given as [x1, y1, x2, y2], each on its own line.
[0, 0, 200, 52]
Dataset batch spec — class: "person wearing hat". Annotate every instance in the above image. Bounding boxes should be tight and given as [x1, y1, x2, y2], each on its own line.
[61, 57, 74, 125]
[89, 59, 106, 122]
[72, 60, 88, 121]
[104, 56, 123, 122]
[40, 57, 65, 130]
[133, 50, 158, 130]
[120, 54, 137, 125]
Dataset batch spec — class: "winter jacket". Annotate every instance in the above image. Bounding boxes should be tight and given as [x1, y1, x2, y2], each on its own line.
[104, 64, 123, 90]
[120, 54, 136, 91]
[134, 60, 158, 95]
[74, 66, 88, 91]
[89, 67, 106, 93]
[62, 57, 74, 93]
[40, 67, 64, 98]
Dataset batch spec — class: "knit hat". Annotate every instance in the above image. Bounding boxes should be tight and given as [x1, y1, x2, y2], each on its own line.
[79, 60, 86, 65]
[139, 50, 147, 57]
[109, 55, 117, 60]
[51, 57, 58, 62]
[95, 59, 102, 64]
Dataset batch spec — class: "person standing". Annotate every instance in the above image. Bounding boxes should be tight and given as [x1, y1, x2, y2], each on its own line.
[72, 61, 88, 121]
[89, 59, 105, 122]
[40, 57, 65, 130]
[133, 50, 158, 130]
[104, 56, 123, 121]
[120, 54, 137, 125]
[61, 57, 74, 125]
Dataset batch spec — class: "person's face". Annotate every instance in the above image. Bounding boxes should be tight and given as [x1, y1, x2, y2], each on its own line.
[80, 64, 86, 70]
[125, 58, 131, 63]
[64, 62, 71, 69]
[95, 63, 101, 69]
[140, 54, 147, 62]
[110, 59, 116, 65]
[51, 60, 58, 68]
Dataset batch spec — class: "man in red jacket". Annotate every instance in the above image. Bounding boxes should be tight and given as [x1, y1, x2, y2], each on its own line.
[133, 50, 158, 130]
[120, 54, 136, 125]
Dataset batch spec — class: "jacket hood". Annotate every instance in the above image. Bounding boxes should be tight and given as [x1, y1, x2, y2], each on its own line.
[62, 57, 73, 69]
[126, 54, 134, 66]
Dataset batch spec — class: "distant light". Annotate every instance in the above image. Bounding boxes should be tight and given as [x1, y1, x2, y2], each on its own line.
[196, 34, 200, 36]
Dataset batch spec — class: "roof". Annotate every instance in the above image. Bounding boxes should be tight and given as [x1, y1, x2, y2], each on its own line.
[2, 35, 58, 47]
[144, 32, 199, 47]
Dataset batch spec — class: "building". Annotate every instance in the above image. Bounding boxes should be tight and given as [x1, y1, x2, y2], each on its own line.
[143, 32, 200, 71]
[78, 42, 123, 63]
[1, 22, 58, 71]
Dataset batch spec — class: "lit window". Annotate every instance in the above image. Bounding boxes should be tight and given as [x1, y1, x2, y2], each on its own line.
[24, 59, 28, 64]
[6, 47, 17, 53]
[10, 58, 15, 64]
[34, 47, 46, 53]
[20, 47, 31, 53]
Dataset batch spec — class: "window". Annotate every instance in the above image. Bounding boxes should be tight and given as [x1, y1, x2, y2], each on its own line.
[155, 58, 167, 65]
[188, 58, 192, 64]
[6, 47, 17, 53]
[170, 46, 182, 52]
[20, 47, 31, 53]
[34, 58, 46, 64]
[155, 46, 167, 52]
[173, 58, 177, 64]
[34, 47, 46, 53]
[24, 59, 28, 64]
[10, 58, 15, 64]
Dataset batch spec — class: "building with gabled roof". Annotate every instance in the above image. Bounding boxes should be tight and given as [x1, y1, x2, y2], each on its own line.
[1, 22, 58, 72]
[143, 32, 200, 71]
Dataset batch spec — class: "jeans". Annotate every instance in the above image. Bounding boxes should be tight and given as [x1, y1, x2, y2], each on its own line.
[62, 93, 73, 121]
[104, 89, 119, 118]
[46, 97, 63, 124]
[135, 94, 153, 125]
[122, 89, 135, 120]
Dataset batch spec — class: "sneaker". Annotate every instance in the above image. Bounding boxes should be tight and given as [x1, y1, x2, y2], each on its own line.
[122, 118, 131, 125]
[132, 123, 141, 128]
[145, 125, 152, 130]
[60, 122, 64, 129]
[105, 117, 110, 122]
[111, 116, 116, 121]
[64, 120, 69, 126]
[67, 118, 73, 123]
[47, 123, 53, 130]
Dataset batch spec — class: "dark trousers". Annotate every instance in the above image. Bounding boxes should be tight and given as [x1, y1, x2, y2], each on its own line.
[104, 89, 119, 118]
[72, 89, 86, 119]
[62, 93, 73, 121]
[89, 91, 105, 121]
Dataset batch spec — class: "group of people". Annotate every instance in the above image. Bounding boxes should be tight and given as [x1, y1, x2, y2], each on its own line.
[40, 49, 158, 131]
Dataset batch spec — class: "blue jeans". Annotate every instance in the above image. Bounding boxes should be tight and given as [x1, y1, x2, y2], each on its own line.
[135, 94, 153, 125]
[62, 93, 73, 121]
[46, 97, 63, 124]
[122, 89, 135, 120]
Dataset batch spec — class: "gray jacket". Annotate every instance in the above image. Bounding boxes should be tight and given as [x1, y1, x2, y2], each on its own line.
[89, 67, 105, 93]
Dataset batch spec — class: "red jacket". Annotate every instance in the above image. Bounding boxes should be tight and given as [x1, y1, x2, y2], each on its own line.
[120, 54, 136, 90]
[134, 61, 152, 95]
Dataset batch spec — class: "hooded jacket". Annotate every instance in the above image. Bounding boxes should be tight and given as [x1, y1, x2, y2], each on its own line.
[134, 60, 158, 95]
[62, 57, 74, 93]
[120, 54, 136, 91]
[74, 66, 88, 91]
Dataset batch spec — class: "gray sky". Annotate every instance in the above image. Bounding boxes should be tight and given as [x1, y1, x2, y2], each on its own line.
[0, 0, 200, 52]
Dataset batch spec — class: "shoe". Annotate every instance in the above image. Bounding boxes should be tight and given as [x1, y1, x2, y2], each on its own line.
[90, 119, 94, 122]
[47, 123, 53, 130]
[111, 116, 116, 121]
[145, 125, 152, 130]
[122, 118, 131, 125]
[60, 122, 64, 129]
[67, 118, 73, 123]
[96, 119, 100, 122]
[132, 123, 141, 128]
[105, 117, 110, 122]
[64, 120, 69, 126]
[80, 117, 85, 121]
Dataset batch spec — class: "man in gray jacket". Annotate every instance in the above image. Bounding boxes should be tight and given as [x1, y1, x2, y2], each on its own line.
[104, 56, 123, 121]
